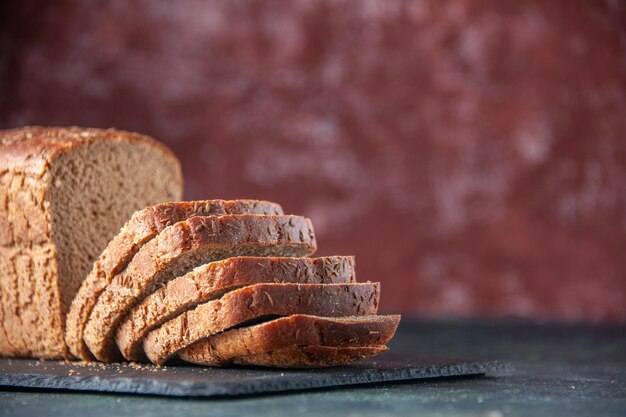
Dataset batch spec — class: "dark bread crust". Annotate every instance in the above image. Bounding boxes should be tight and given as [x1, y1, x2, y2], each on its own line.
[116, 256, 355, 361]
[143, 282, 380, 365]
[66, 200, 283, 360]
[99, 201, 284, 276]
[179, 314, 400, 366]
[84, 214, 317, 362]
[231, 345, 388, 368]
[0, 126, 180, 178]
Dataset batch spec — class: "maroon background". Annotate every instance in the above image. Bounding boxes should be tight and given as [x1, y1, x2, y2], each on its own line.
[1, 0, 625, 321]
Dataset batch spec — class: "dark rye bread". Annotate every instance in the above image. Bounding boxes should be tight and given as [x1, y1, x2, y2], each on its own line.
[84, 214, 316, 362]
[179, 314, 401, 366]
[116, 256, 356, 361]
[230, 346, 388, 368]
[0, 126, 182, 359]
[66, 200, 283, 360]
[144, 282, 380, 365]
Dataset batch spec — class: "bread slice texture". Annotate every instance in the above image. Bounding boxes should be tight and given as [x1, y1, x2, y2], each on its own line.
[143, 282, 380, 365]
[84, 214, 317, 362]
[116, 256, 356, 361]
[179, 314, 400, 366]
[231, 346, 388, 368]
[0, 126, 182, 359]
[66, 200, 283, 360]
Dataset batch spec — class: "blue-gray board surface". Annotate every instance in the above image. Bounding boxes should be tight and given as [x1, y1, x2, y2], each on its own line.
[0, 355, 508, 397]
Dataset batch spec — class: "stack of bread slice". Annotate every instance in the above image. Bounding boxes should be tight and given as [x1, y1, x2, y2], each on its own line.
[67, 200, 400, 367]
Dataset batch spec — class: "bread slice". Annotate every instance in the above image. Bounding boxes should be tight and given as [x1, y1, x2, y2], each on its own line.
[231, 346, 388, 368]
[116, 256, 356, 361]
[143, 282, 380, 365]
[84, 214, 317, 362]
[66, 200, 283, 360]
[179, 314, 400, 366]
[0, 126, 182, 359]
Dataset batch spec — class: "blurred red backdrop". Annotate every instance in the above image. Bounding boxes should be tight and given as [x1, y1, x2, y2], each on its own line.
[1, 0, 625, 321]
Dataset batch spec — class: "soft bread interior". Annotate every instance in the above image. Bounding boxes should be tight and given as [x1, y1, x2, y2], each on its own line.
[48, 139, 181, 316]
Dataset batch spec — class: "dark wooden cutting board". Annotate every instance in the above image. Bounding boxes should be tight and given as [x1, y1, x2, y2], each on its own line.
[0, 353, 510, 397]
